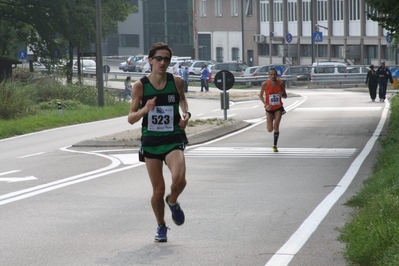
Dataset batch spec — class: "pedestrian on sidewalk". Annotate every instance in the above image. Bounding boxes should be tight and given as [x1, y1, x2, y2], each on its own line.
[200, 65, 209, 92]
[127, 42, 190, 243]
[366, 64, 378, 102]
[183, 66, 189, 92]
[259, 68, 287, 152]
[124, 76, 132, 101]
[376, 61, 393, 102]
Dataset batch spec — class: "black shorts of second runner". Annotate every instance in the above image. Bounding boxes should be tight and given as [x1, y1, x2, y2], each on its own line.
[266, 106, 285, 115]
[138, 144, 186, 162]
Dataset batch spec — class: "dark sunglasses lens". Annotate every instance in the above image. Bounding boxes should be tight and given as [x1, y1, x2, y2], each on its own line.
[153, 56, 170, 62]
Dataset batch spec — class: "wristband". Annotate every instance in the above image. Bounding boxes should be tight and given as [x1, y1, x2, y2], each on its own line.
[185, 112, 191, 118]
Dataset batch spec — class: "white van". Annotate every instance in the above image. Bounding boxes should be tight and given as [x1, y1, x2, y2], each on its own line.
[311, 61, 347, 74]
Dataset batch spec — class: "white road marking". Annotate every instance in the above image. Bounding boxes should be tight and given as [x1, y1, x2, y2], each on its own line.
[186, 147, 356, 159]
[0, 170, 21, 176]
[0, 176, 37, 183]
[110, 154, 141, 165]
[295, 107, 381, 111]
[17, 152, 46, 159]
[265, 101, 390, 266]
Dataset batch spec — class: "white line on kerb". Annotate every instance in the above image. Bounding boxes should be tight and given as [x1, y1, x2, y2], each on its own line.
[265, 101, 390, 266]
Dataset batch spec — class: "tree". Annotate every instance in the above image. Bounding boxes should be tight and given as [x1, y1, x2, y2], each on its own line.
[0, 0, 134, 74]
[365, 0, 399, 38]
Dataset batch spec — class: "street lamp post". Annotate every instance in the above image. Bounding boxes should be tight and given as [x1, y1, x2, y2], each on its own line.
[96, 0, 104, 107]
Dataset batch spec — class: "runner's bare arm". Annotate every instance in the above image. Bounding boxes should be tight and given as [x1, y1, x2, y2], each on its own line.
[127, 81, 156, 125]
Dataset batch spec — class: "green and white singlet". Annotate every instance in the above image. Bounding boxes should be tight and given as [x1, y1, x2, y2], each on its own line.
[139, 73, 187, 154]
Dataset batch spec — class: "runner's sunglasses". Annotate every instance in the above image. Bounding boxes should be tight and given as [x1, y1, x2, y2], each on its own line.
[152, 56, 171, 62]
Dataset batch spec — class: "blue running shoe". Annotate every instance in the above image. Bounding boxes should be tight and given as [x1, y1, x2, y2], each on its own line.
[165, 195, 185, 225]
[154, 224, 168, 242]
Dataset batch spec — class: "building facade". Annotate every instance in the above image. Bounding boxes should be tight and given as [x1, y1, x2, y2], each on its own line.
[195, 0, 396, 67]
[109, 0, 396, 66]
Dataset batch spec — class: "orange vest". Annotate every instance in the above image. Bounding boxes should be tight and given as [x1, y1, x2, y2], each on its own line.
[265, 80, 284, 111]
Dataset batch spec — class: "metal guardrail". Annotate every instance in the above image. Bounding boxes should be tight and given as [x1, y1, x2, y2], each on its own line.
[103, 71, 297, 84]
[310, 72, 367, 84]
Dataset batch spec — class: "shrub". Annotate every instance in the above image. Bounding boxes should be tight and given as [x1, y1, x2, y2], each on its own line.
[0, 82, 33, 119]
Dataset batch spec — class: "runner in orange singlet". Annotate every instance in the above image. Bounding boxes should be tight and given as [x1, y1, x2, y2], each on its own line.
[259, 68, 287, 152]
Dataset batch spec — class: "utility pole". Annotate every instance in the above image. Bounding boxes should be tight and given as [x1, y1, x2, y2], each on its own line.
[96, 0, 104, 107]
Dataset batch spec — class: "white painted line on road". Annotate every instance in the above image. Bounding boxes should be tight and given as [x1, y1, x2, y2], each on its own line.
[0, 170, 21, 176]
[110, 154, 141, 165]
[187, 147, 356, 159]
[17, 152, 46, 159]
[295, 107, 381, 111]
[265, 101, 390, 266]
[0, 146, 123, 203]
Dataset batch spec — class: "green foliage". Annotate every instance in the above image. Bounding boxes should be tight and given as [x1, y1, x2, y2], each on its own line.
[0, 82, 33, 119]
[365, 0, 399, 38]
[0, 0, 133, 62]
[338, 95, 399, 265]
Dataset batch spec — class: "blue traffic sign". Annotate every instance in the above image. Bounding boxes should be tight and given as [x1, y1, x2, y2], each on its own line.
[274, 65, 284, 77]
[286, 33, 293, 44]
[18, 50, 27, 60]
[313, 31, 323, 42]
[391, 67, 399, 78]
[386, 33, 393, 43]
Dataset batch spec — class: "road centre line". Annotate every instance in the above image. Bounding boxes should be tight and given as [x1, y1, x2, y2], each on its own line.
[265, 101, 390, 266]
[17, 152, 46, 159]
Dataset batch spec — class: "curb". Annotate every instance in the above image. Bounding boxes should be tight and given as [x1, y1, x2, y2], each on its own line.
[72, 121, 251, 148]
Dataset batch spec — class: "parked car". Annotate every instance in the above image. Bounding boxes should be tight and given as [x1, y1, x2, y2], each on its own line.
[241, 66, 260, 85]
[125, 55, 145, 72]
[211, 61, 249, 78]
[119, 61, 127, 71]
[188, 60, 216, 75]
[310, 61, 347, 74]
[250, 64, 289, 85]
[73, 59, 96, 71]
[282, 65, 311, 81]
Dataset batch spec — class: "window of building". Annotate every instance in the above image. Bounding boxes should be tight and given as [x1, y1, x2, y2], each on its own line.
[260, 1, 269, 22]
[333, 0, 344, 21]
[120, 34, 139, 47]
[260, 44, 270, 56]
[232, 0, 238, 16]
[302, 0, 310, 22]
[349, 0, 360, 21]
[301, 44, 311, 57]
[216, 0, 222, 16]
[288, 1, 297, 22]
[216, 47, 224, 62]
[273, 1, 282, 22]
[245, 0, 253, 16]
[365, 4, 376, 20]
[232, 47, 239, 61]
[317, 44, 328, 57]
[317, 0, 327, 21]
[130, 0, 139, 12]
[201, 0, 206, 17]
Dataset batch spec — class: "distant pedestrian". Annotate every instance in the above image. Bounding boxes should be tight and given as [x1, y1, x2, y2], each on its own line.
[259, 68, 287, 152]
[177, 65, 183, 76]
[183, 66, 189, 92]
[200, 65, 209, 92]
[376, 61, 393, 102]
[124, 76, 132, 101]
[365, 64, 378, 102]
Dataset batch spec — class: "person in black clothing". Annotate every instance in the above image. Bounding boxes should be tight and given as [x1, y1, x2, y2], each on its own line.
[365, 64, 379, 102]
[376, 61, 393, 102]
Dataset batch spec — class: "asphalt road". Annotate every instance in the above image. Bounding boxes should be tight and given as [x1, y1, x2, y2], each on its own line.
[0, 86, 391, 266]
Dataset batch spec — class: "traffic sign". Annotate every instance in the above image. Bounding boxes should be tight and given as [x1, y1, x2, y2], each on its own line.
[386, 33, 393, 43]
[313, 31, 323, 42]
[18, 50, 27, 60]
[286, 33, 293, 44]
[214, 70, 235, 91]
[274, 66, 284, 77]
[391, 67, 399, 78]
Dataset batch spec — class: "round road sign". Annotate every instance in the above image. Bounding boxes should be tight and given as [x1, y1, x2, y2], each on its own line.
[103, 65, 110, 74]
[286, 33, 293, 43]
[214, 70, 235, 91]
